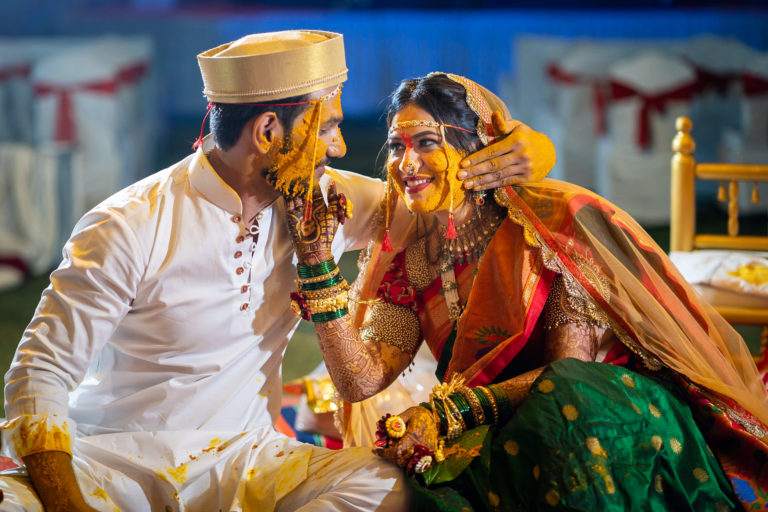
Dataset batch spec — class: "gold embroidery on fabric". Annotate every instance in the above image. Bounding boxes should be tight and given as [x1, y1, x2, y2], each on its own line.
[493, 189, 667, 371]
[544, 273, 610, 330]
[348, 240, 375, 318]
[691, 383, 768, 441]
[405, 237, 434, 291]
[360, 302, 421, 355]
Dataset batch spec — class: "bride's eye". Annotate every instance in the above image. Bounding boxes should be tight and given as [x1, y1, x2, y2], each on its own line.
[418, 138, 440, 149]
[387, 141, 405, 154]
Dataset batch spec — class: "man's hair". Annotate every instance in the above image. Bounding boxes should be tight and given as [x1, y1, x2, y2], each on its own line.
[209, 93, 313, 151]
[386, 73, 483, 154]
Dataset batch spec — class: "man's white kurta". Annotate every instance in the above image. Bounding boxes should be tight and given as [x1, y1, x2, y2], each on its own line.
[0, 139, 398, 511]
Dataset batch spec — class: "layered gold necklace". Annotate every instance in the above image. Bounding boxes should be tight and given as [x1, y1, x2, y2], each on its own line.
[427, 202, 506, 320]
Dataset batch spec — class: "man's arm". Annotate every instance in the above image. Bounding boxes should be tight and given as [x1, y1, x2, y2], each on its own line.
[2, 209, 143, 510]
[23, 452, 98, 512]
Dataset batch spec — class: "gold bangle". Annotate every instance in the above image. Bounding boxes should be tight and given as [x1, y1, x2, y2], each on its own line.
[477, 386, 499, 425]
[302, 280, 350, 299]
[298, 266, 340, 285]
[443, 396, 467, 434]
[458, 385, 485, 425]
[305, 291, 349, 314]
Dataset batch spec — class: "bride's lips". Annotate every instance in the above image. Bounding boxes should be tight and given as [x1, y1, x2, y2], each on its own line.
[404, 176, 433, 194]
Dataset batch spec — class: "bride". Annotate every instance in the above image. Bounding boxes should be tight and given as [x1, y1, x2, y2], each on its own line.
[285, 72, 768, 511]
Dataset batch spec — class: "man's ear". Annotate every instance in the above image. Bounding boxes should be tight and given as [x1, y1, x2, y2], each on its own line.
[250, 112, 283, 154]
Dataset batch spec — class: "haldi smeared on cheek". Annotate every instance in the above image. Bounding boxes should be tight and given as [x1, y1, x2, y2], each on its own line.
[263, 89, 341, 199]
[263, 104, 324, 198]
[388, 132, 467, 215]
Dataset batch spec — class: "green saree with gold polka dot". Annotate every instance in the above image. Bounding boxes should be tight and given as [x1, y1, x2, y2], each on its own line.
[413, 358, 739, 511]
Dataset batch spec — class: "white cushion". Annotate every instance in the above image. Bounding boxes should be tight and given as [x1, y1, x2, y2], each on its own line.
[670, 250, 768, 308]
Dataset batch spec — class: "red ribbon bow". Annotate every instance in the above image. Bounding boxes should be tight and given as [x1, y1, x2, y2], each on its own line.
[743, 72, 768, 97]
[34, 78, 119, 145]
[609, 79, 696, 151]
[547, 62, 608, 136]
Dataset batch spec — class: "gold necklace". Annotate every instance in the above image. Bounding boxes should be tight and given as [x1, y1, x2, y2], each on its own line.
[432, 202, 505, 320]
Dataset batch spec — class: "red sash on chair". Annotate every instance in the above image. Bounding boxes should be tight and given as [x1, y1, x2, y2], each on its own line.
[609, 79, 696, 151]
[117, 61, 149, 86]
[34, 77, 119, 145]
[693, 66, 737, 96]
[0, 63, 31, 84]
[547, 62, 608, 135]
[743, 72, 768, 97]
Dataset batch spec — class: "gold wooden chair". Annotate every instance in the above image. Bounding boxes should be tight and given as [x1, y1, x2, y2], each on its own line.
[671, 115, 768, 356]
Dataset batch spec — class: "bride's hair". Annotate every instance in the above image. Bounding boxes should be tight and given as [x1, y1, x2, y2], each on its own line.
[386, 73, 483, 155]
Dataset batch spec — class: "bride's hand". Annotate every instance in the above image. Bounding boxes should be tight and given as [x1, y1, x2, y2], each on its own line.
[284, 184, 345, 265]
[375, 406, 440, 468]
[458, 110, 536, 190]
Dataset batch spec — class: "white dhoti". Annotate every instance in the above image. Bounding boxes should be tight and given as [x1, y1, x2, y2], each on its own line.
[0, 427, 408, 512]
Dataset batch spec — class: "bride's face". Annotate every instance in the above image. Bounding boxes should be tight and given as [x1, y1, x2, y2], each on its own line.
[386, 104, 465, 214]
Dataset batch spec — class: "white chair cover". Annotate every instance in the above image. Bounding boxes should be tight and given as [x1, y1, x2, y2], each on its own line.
[0, 51, 33, 144]
[678, 35, 758, 162]
[31, 38, 139, 218]
[717, 52, 768, 215]
[544, 41, 636, 189]
[595, 51, 696, 225]
[514, 35, 572, 130]
[0, 37, 93, 145]
[0, 143, 58, 281]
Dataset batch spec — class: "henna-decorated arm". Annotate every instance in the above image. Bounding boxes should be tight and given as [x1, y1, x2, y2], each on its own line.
[493, 322, 606, 409]
[284, 188, 420, 402]
[313, 314, 416, 403]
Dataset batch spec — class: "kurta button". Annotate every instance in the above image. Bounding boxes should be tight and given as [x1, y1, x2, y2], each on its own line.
[236, 267, 244, 275]
[241, 285, 249, 293]
[236, 235, 245, 243]
[240, 303, 249, 311]
[256, 212, 264, 221]
[232, 215, 241, 223]
[234, 251, 242, 258]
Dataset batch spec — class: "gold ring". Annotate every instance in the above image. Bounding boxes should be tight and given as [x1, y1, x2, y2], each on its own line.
[385, 415, 407, 439]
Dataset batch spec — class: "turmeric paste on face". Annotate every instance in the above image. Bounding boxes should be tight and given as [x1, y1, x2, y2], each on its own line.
[389, 144, 468, 215]
[263, 95, 335, 199]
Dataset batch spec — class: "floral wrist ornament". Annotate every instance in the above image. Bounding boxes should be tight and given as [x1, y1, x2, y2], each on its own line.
[336, 192, 354, 225]
[406, 444, 435, 476]
[375, 413, 407, 449]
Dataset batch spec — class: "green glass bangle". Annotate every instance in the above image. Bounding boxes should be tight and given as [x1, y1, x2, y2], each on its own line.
[433, 399, 449, 436]
[420, 402, 433, 412]
[297, 259, 337, 278]
[449, 392, 475, 429]
[310, 308, 349, 323]
[474, 387, 493, 423]
[489, 384, 511, 421]
[301, 273, 344, 291]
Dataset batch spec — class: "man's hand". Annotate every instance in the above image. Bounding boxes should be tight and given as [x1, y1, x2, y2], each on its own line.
[375, 406, 439, 468]
[459, 111, 550, 191]
[23, 451, 99, 512]
[284, 184, 342, 266]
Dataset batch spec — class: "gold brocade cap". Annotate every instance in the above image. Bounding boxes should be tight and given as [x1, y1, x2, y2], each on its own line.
[197, 30, 348, 103]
